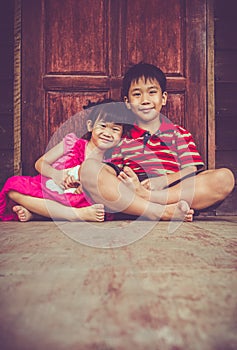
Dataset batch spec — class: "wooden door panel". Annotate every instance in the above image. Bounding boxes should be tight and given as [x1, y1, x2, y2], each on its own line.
[123, 0, 184, 75]
[45, 0, 108, 74]
[162, 94, 185, 126]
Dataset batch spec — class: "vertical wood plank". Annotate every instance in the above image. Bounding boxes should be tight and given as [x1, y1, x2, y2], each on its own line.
[207, 0, 215, 169]
[21, 0, 45, 175]
[0, 0, 14, 187]
[185, 0, 207, 163]
[14, 0, 22, 175]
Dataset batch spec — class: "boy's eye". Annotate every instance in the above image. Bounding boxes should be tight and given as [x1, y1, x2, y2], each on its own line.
[149, 90, 158, 94]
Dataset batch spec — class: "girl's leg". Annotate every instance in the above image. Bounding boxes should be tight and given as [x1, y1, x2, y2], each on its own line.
[80, 159, 193, 221]
[8, 191, 105, 222]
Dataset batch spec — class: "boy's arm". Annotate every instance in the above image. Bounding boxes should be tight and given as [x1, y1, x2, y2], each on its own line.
[141, 166, 198, 190]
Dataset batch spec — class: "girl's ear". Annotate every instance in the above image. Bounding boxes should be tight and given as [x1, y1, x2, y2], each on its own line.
[124, 96, 131, 110]
[87, 120, 93, 132]
[162, 91, 168, 106]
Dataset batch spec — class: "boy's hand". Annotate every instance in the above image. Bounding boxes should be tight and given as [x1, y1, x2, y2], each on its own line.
[141, 167, 197, 190]
[141, 176, 168, 191]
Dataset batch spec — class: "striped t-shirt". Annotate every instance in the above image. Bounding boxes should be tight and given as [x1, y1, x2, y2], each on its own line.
[111, 115, 204, 181]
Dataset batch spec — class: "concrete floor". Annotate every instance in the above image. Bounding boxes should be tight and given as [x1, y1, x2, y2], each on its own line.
[0, 216, 237, 350]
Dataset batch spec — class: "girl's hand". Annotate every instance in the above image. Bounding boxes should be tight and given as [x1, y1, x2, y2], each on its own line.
[64, 174, 80, 189]
[74, 184, 83, 194]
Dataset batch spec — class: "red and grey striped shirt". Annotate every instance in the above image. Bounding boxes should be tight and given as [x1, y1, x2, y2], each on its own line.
[111, 115, 204, 181]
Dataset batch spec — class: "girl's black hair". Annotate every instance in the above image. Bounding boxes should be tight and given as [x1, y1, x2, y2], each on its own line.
[122, 62, 167, 98]
[82, 98, 132, 140]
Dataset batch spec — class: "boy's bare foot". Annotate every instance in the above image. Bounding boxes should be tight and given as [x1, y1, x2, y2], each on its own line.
[147, 200, 193, 221]
[72, 204, 105, 222]
[162, 200, 194, 221]
[184, 208, 194, 222]
[118, 166, 150, 199]
[13, 205, 33, 222]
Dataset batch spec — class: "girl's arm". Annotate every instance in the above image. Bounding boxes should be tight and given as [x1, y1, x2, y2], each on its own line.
[35, 141, 68, 188]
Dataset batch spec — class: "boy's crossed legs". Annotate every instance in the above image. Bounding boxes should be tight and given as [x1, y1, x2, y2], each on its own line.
[80, 159, 194, 221]
[118, 166, 235, 211]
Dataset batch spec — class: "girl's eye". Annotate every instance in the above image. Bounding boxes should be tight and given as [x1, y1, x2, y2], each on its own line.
[113, 127, 121, 132]
[98, 123, 106, 128]
[150, 90, 157, 94]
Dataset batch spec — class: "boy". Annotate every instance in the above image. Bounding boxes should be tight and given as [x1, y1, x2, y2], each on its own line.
[81, 62, 235, 214]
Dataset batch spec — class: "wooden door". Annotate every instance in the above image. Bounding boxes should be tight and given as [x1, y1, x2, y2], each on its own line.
[21, 0, 209, 176]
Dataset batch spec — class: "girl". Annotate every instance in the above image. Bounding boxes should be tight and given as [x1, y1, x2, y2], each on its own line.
[0, 100, 127, 222]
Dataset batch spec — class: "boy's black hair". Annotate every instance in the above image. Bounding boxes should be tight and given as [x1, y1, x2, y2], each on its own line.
[122, 62, 167, 98]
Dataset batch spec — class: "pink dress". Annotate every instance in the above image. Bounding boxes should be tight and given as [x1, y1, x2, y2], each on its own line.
[0, 133, 93, 221]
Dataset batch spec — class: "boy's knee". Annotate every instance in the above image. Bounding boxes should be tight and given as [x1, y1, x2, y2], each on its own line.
[80, 159, 116, 190]
[215, 168, 235, 196]
[80, 158, 99, 174]
[80, 159, 101, 186]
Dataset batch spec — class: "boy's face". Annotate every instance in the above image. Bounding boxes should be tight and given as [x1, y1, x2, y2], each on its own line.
[124, 77, 167, 124]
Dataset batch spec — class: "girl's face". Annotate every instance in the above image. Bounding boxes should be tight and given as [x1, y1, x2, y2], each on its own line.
[87, 118, 123, 151]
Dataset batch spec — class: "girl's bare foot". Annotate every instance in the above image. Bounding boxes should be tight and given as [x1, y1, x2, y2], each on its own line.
[72, 204, 105, 222]
[118, 166, 150, 199]
[13, 205, 33, 222]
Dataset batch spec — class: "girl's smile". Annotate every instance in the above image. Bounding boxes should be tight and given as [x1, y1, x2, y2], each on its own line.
[87, 119, 123, 153]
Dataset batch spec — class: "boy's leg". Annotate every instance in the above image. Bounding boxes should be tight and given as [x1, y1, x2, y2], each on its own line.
[80, 159, 193, 221]
[183, 168, 234, 210]
[8, 191, 105, 222]
[150, 168, 235, 210]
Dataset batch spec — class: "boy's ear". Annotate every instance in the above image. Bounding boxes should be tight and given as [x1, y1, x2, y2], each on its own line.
[162, 91, 168, 106]
[87, 120, 93, 132]
[124, 96, 131, 109]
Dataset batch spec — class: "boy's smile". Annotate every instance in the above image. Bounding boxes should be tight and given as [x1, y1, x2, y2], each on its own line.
[125, 77, 167, 131]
